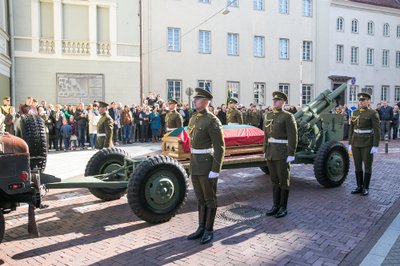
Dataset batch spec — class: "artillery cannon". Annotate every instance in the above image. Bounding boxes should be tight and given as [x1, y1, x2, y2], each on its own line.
[0, 85, 349, 242]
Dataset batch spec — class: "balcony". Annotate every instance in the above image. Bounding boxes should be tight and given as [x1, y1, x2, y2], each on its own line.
[39, 38, 55, 54]
[97, 41, 111, 56]
[62, 40, 90, 55]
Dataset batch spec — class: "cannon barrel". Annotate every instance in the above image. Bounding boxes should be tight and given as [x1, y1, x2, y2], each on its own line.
[294, 83, 347, 126]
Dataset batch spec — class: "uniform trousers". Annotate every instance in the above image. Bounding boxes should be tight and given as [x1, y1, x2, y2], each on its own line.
[266, 159, 290, 189]
[352, 146, 374, 174]
[191, 175, 218, 209]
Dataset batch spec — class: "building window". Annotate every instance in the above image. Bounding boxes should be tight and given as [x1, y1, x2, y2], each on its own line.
[395, 86, 400, 102]
[279, 38, 289, 59]
[253, 82, 265, 105]
[302, 84, 312, 104]
[382, 49, 389, 67]
[336, 45, 344, 63]
[351, 46, 359, 64]
[303, 41, 312, 61]
[396, 51, 400, 68]
[367, 48, 374, 65]
[279, 83, 290, 103]
[381, 86, 389, 101]
[198, 80, 212, 92]
[229, 0, 238, 7]
[253, 0, 264, 10]
[199, 0, 210, 3]
[349, 85, 358, 103]
[362, 86, 373, 102]
[337, 17, 344, 31]
[279, 0, 289, 14]
[227, 33, 239, 56]
[351, 19, 359, 33]
[383, 23, 390, 37]
[199, 30, 211, 54]
[167, 80, 182, 101]
[167, 28, 180, 52]
[303, 0, 312, 17]
[367, 21, 374, 35]
[254, 36, 265, 57]
[397, 25, 400, 38]
[227, 81, 240, 100]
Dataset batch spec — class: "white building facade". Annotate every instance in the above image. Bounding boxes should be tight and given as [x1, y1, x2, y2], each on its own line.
[0, 0, 11, 98]
[323, 0, 400, 108]
[142, 0, 400, 107]
[142, 0, 318, 107]
[11, 0, 140, 105]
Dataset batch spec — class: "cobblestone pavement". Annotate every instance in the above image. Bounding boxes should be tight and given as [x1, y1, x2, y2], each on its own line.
[1, 141, 400, 265]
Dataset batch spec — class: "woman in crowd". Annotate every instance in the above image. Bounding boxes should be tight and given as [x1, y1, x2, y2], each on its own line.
[150, 104, 161, 142]
[88, 103, 100, 148]
[121, 105, 133, 144]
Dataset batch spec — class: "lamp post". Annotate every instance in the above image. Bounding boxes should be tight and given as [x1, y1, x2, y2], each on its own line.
[139, 0, 143, 105]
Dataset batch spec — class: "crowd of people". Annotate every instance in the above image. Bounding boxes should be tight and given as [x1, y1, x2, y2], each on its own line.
[1, 92, 400, 152]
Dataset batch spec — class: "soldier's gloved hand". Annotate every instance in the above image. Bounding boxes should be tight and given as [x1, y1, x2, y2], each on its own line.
[208, 171, 219, 179]
[370, 146, 378, 154]
[348, 145, 352, 152]
[286, 156, 295, 163]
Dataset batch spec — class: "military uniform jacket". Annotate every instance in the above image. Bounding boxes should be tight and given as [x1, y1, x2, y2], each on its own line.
[227, 108, 243, 124]
[264, 109, 298, 160]
[165, 110, 183, 129]
[349, 108, 380, 148]
[96, 112, 114, 149]
[188, 109, 225, 175]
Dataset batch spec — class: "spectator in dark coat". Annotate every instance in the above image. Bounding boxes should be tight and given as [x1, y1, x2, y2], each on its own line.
[74, 102, 88, 149]
[60, 118, 72, 151]
[378, 101, 393, 140]
[217, 104, 227, 125]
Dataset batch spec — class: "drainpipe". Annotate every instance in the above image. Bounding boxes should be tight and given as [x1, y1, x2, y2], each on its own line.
[8, 0, 16, 107]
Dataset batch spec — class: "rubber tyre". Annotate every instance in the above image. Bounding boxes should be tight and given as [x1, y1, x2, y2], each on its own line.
[17, 115, 47, 172]
[260, 166, 270, 175]
[0, 211, 4, 244]
[128, 155, 188, 224]
[85, 148, 129, 201]
[313, 141, 350, 188]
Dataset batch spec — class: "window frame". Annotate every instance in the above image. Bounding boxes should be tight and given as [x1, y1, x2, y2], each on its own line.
[279, 38, 289, 59]
[383, 23, 390, 37]
[362, 86, 374, 102]
[397, 25, 400, 38]
[228, 0, 239, 7]
[349, 85, 358, 103]
[381, 85, 390, 101]
[302, 41, 312, 61]
[167, 27, 181, 52]
[167, 79, 182, 102]
[395, 86, 400, 102]
[198, 80, 212, 92]
[227, 81, 240, 100]
[253, 82, 266, 105]
[227, 33, 239, 56]
[253, 0, 264, 11]
[351, 19, 359, 34]
[396, 51, 400, 68]
[198, 30, 211, 54]
[279, 0, 289, 14]
[303, 0, 312, 17]
[367, 21, 375, 35]
[367, 48, 374, 66]
[253, 35, 265, 58]
[336, 17, 344, 32]
[351, 46, 359, 65]
[279, 83, 290, 103]
[382, 49, 390, 67]
[336, 44, 344, 63]
[302, 84, 312, 104]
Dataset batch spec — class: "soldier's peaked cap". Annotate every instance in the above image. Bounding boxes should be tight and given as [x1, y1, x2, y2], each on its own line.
[98, 101, 109, 108]
[357, 92, 371, 100]
[2, 96, 10, 100]
[168, 99, 178, 104]
[272, 91, 288, 101]
[193, 87, 213, 100]
[228, 97, 238, 104]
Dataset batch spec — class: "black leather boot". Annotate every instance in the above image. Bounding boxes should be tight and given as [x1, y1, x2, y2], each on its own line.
[351, 171, 364, 194]
[187, 205, 206, 240]
[200, 208, 217, 245]
[275, 189, 289, 218]
[361, 173, 371, 196]
[266, 185, 281, 216]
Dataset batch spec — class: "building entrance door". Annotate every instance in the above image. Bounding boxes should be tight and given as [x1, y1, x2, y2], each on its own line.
[333, 83, 346, 107]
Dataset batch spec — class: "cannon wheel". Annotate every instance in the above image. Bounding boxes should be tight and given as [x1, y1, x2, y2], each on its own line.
[85, 148, 129, 201]
[127, 155, 188, 224]
[0, 211, 4, 244]
[314, 141, 349, 188]
[17, 115, 48, 172]
[260, 166, 270, 175]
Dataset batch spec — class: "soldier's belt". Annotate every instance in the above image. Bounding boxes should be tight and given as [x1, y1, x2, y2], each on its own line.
[97, 133, 106, 137]
[268, 137, 288, 144]
[167, 127, 177, 131]
[228, 123, 239, 125]
[354, 129, 372, 134]
[191, 148, 214, 154]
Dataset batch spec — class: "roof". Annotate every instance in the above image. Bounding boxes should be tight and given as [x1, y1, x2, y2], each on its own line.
[350, 0, 400, 9]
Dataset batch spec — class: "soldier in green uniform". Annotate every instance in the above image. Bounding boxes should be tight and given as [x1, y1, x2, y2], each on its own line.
[95, 101, 114, 149]
[264, 91, 298, 218]
[187, 88, 225, 245]
[349, 92, 380, 196]
[165, 99, 183, 131]
[226, 98, 243, 124]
